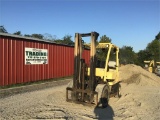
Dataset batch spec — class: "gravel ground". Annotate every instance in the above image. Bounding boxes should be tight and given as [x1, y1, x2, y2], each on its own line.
[1, 82, 160, 120]
[0, 65, 160, 120]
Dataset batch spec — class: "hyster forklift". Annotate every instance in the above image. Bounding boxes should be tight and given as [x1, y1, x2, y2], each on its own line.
[66, 32, 120, 107]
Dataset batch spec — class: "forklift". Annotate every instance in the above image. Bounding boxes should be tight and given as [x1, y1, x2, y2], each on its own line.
[66, 32, 121, 107]
[144, 60, 155, 73]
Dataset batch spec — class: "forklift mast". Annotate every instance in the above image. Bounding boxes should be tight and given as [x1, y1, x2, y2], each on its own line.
[67, 32, 99, 104]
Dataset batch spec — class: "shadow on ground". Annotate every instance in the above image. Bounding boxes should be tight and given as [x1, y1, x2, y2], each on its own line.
[94, 105, 114, 120]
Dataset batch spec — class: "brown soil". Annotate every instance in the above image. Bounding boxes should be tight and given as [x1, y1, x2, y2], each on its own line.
[119, 64, 160, 86]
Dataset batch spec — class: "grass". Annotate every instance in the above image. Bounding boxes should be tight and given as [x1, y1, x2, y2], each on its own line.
[0, 76, 73, 89]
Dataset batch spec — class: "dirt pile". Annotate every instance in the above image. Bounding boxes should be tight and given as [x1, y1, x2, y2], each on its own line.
[119, 64, 160, 86]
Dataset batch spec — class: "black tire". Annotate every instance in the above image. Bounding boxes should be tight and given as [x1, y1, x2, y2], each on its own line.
[95, 84, 110, 108]
[115, 83, 121, 98]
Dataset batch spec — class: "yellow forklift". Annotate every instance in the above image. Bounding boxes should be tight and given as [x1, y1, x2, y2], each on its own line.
[144, 60, 155, 73]
[66, 32, 120, 107]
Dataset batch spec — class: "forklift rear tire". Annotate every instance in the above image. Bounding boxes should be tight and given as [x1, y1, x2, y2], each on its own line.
[95, 84, 110, 108]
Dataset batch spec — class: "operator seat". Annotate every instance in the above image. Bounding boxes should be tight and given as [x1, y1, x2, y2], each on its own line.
[108, 61, 116, 71]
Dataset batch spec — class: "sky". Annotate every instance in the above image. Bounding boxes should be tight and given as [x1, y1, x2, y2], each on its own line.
[0, 0, 159, 52]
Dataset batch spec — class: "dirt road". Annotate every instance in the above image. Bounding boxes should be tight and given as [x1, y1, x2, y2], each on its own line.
[0, 64, 160, 120]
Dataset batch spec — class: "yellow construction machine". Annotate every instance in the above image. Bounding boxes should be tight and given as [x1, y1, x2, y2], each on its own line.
[144, 60, 155, 73]
[66, 32, 120, 107]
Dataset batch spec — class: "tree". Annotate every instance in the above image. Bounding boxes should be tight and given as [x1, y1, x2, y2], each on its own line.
[136, 32, 160, 66]
[145, 39, 160, 62]
[99, 35, 111, 43]
[24, 34, 44, 39]
[31, 34, 44, 39]
[137, 50, 151, 66]
[13, 31, 22, 36]
[24, 34, 32, 37]
[119, 46, 137, 64]
[0, 26, 8, 33]
[96, 35, 112, 61]
[63, 35, 74, 45]
[54, 39, 63, 44]
[43, 33, 57, 41]
[54, 35, 74, 45]
[155, 32, 160, 40]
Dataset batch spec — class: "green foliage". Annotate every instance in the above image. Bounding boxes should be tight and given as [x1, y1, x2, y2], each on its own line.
[155, 32, 160, 40]
[137, 50, 150, 66]
[31, 34, 44, 39]
[119, 46, 137, 64]
[24, 34, 44, 39]
[97, 35, 112, 61]
[146, 39, 160, 61]
[137, 32, 160, 66]
[0, 26, 8, 33]
[54, 39, 63, 44]
[54, 35, 74, 45]
[96, 48, 108, 61]
[97, 33, 160, 66]
[13, 31, 22, 36]
[43, 33, 57, 41]
[24, 34, 32, 37]
[63, 35, 74, 45]
[99, 35, 111, 43]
